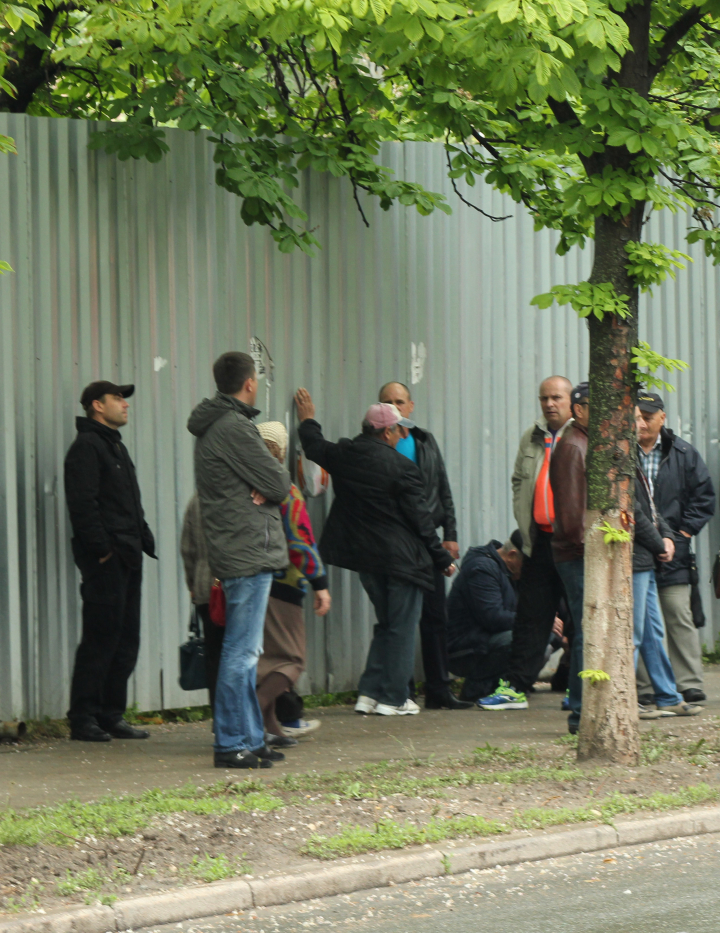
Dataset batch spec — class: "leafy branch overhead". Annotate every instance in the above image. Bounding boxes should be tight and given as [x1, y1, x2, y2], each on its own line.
[1, 0, 720, 259]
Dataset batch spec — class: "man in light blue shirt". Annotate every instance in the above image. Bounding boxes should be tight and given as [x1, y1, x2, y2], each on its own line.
[378, 381, 469, 711]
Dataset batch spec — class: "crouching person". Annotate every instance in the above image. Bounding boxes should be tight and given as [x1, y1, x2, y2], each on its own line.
[447, 533, 524, 703]
[255, 422, 331, 746]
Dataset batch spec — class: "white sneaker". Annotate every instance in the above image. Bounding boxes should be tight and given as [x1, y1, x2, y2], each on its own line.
[355, 695, 378, 715]
[281, 719, 321, 736]
[375, 699, 420, 716]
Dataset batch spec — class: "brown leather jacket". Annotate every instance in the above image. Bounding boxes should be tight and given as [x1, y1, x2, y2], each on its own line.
[549, 422, 588, 562]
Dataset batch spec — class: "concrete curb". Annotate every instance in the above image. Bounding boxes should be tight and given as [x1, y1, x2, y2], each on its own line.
[3, 805, 720, 932]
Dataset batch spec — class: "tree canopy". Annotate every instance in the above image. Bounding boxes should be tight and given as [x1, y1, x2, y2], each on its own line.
[3, 0, 720, 261]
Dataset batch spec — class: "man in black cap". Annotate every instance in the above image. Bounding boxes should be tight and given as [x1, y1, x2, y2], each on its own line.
[635, 391, 715, 704]
[64, 381, 157, 742]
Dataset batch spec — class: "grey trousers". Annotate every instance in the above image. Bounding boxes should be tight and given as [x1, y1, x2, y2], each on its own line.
[357, 572, 424, 707]
[636, 583, 704, 694]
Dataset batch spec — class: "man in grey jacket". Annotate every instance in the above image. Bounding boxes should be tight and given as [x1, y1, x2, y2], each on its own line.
[188, 352, 291, 769]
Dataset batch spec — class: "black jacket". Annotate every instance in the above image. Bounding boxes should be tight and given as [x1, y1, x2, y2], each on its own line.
[64, 417, 156, 569]
[650, 428, 715, 586]
[634, 469, 674, 574]
[411, 427, 457, 541]
[446, 541, 517, 657]
[298, 419, 453, 589]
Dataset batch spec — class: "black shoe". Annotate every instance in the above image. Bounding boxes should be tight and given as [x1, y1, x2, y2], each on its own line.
[70, 722, 112, 742]
[214, 749, 272, 769]
[682, 688, 706, 703]
[102, 720, 150, 739]
[424, 690, 473, 710]
[265, 733, 298, 748]
[638, 694, 654, 707]
[253, 744, 285, 761]
[568, 723, 579, 735]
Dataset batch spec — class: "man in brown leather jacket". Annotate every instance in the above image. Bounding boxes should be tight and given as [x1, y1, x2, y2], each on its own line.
[549, 382, 589, 734]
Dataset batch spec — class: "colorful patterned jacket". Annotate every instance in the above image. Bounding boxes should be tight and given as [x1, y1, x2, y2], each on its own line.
[271, 483, 328, 605]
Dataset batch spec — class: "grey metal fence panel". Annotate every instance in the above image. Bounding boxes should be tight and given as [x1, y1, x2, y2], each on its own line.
[0, 113, 718, 719]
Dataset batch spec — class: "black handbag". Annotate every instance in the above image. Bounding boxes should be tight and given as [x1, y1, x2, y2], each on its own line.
[179, 609, 207, 691]
[689, 553, 706, 629]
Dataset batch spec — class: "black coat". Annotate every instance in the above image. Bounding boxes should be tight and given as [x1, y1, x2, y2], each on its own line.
[64, 418, 156, 571]
[411, 427, 457, 541]
[652, 428, 716, 586]
[634, 469, 674, 574]
[446, 541, 517, 657]
[298, 420, 453, 589]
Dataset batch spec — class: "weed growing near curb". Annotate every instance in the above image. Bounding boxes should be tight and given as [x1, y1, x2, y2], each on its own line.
[0, 783, 283, 847]
[185, 853, 248, 883]
[302, 783, 719, 858]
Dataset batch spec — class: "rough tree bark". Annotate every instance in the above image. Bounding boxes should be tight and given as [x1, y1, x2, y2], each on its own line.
[578, 208, 643, 764]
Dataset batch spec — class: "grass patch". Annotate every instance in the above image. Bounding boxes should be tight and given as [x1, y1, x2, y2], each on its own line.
[272, 748, 584, 802]
[185, 853, 248, 883]
[303, 690, 358, 710]
[702, 639, 720, 665]
[24, 717, 70, 741]
[0, 782, 284, 847]
[302, 783, 720, 859]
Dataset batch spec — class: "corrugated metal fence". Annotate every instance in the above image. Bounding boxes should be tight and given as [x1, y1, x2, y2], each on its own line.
[0, 114, 718, 720]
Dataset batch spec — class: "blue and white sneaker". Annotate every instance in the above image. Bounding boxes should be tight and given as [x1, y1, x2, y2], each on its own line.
[477, 679, 529, 710]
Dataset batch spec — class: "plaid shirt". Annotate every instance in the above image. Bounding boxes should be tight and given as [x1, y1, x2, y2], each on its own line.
[638, 435, 663, 495]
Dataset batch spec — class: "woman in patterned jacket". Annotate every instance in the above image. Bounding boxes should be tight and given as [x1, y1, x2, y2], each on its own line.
[256, 422, 331, 745]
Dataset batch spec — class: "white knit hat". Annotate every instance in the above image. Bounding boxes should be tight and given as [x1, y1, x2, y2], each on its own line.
[257, 421, 288, 461]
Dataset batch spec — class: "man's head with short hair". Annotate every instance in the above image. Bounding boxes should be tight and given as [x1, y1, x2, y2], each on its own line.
[213, 352, 258, 404]
[498, 531, 524, 580]
[538, 376, 573, 431]
[570, 381, 589, 428]
[378, 381, 414, 421]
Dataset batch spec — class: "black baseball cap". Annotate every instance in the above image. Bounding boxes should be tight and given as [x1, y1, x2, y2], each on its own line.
[510, 529, 524, 553]
[571, 382, 589, 406]
[637, 391, 664, 413]
[80, 380, 135, 410]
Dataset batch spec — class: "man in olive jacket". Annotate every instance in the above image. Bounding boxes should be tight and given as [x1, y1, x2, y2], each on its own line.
[188, 352, 291, 769]
[65, 381, 156, 743]
[295, 388, 455, 717]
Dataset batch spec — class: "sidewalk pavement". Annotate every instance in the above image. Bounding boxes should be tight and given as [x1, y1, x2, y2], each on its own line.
[2, 670, 719, 810]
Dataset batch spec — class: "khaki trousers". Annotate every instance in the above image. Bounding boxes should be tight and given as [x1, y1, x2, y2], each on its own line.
[636, 583, 704, 695]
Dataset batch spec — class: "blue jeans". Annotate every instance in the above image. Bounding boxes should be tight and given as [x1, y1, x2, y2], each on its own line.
[214, 573, 273, 753]
[555, 560, 584, 729]
[632, 572, 683, 708]
[358, 573, 423, 707]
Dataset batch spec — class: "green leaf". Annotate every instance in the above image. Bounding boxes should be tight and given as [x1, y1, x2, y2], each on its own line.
[403, 16, 424, 42]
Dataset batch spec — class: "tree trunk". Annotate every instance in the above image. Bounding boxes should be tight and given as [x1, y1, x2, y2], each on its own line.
[578, 209, 642, 764]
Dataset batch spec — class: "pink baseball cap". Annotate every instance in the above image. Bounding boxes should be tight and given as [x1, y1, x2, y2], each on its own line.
[363, 403, 415, 430]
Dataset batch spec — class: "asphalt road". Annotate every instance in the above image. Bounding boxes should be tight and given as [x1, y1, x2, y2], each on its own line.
[150, 833, 720, 933]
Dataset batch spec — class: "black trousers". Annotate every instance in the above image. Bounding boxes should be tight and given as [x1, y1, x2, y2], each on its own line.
[504, 531, 566, 694]
[68, 555, 142, 728]
[197, 602, 225, 712]
[419, 567, 452, 696]
[453, 633, 513, 702]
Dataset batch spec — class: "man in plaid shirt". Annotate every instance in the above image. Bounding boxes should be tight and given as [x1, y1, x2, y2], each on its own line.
[636, 392, 716, 705]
